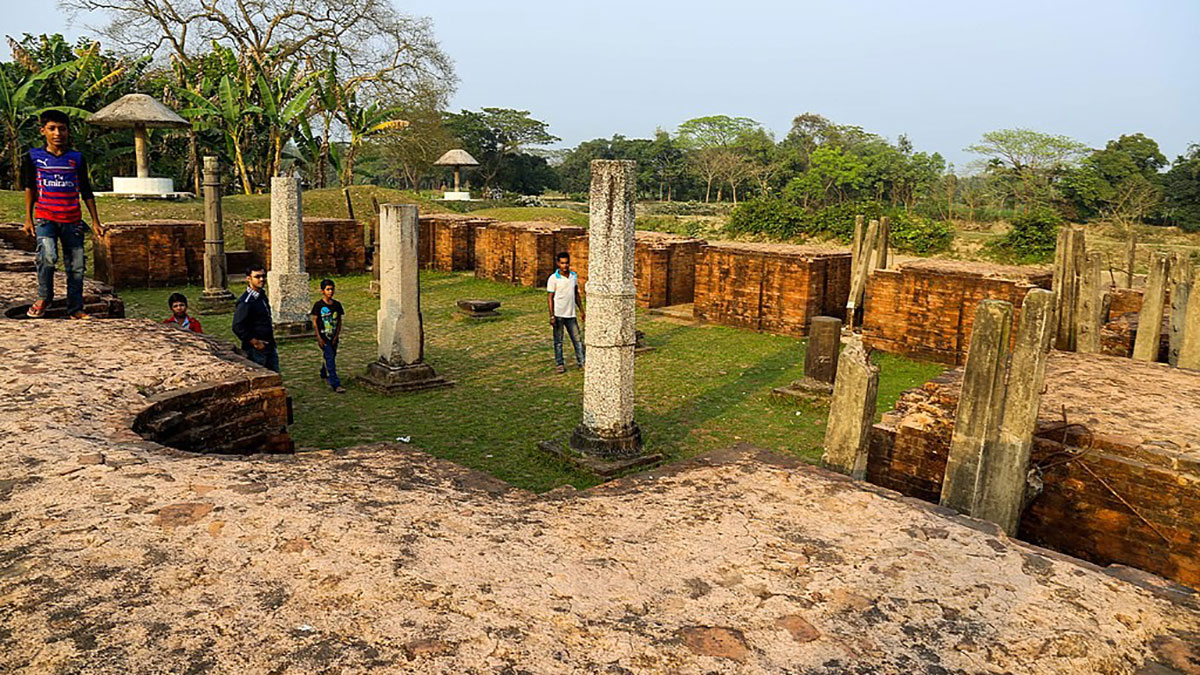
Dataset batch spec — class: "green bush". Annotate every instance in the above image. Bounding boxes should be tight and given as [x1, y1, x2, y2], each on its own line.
[995, 207, 1063, 259]
[887, 212, 954, 254]
[726, 197, 806, 238]
[811, 202, 886, 241]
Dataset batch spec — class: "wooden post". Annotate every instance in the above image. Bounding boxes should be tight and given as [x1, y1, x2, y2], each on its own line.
[1168, 254, 1194, 367]
[1132, 252, 1169, 362]
[1075, 251, 1104, 354]
[1124, 230, 1137, 288]
[874, 216, 890, 270]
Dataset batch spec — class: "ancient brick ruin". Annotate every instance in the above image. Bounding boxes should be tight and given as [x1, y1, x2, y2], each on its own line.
[416, 212, 496, 272]
[862, 259, 1052, 365]
[92, 220, 205, 288]
[1, 245, 124, 318]
[474, 220, 587, 287]
[869, 350, 1200, 588]
[1, 315, 1197, 671]
[693, 242, 851, 337]
[244, 217, 365, 275]
[569, 230, 705, 309]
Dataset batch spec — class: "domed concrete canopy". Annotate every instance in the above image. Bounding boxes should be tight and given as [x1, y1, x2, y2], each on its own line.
[435, 149, 479, 167]
[87, 93, 190, 129]
[87, 94, 189, 186]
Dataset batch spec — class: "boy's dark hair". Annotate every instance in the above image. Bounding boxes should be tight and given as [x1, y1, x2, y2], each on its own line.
[556, 251, 570, 261]
[39, 110, 70, 127]
[246, 263, 266, 276]
[320, 278, 335, 290]
[167, 292, 188, 307]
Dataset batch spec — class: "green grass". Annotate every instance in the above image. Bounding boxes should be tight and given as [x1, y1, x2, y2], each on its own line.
[469, 206, 589, 227]
[120, 271, 942, 493]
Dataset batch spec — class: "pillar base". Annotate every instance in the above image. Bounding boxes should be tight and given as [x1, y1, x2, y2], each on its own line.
[771, 377, 834, 402]
[198, 289, 237, 314]
[355, 359, 454, 394]
[538, 434, 661, 477]
[273, 320, 313, 341]
[569, 422, 645, 460]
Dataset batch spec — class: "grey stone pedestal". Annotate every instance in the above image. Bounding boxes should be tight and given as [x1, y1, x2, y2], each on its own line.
[457, 299, 501, 319]
[357, 359, 452, 393]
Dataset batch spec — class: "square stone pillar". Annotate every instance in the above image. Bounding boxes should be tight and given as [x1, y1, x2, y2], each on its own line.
[570, 160, 644, 459]
[266, 176, 312, 338]
[356, 204, 451, 393]
[773, 316, 843, 400]
[199, 156, 235, 313]
[820, 334, 879, 479]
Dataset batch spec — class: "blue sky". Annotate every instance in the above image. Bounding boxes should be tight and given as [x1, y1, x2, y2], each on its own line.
[8, 0, 1199, 167]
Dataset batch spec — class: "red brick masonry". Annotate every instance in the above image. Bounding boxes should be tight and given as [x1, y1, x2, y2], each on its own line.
[244, 217, 365, 275]
[418, 213, 497, 272]
[474, 221, 587, 288]
[569, 231, 706, 309]
[693, 242, 851, 337]
[862, 259, 1052, 365]
[93, 220, 204, 288]
[868, 351, 1200, 588]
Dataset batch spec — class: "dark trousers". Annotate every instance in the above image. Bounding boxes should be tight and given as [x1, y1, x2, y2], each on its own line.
[246, 343, 280, 373]
[553, 316, 585, 366]
[34, 219, 86, 314]
[320, 341, 341, 388]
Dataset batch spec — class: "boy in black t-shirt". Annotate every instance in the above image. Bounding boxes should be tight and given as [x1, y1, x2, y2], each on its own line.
[310, 278, 346, 393]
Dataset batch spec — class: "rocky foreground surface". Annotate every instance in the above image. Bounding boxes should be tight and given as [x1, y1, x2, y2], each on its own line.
[1, 320, 1198, 674]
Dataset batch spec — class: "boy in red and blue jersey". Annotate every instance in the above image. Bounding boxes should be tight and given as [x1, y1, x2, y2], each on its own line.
[20, 110, 104, 319]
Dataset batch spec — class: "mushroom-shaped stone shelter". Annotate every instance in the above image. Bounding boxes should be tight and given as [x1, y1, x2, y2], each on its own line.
[87, 93, 191, 197]
[434, 148, 479, 201]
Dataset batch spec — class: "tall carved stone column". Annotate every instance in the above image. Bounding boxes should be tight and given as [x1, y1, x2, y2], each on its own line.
[356, 204, 452, 393]
[266, 177, 312, 338]
[571, 160, 644, 459]
[199, 156, 235, 313]
[1132, 252, 1169, 362]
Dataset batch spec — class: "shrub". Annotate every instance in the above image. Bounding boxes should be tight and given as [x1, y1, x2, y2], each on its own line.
[811, 202, 885, 241]
[726, 197, 805, 238]
[887, 212, 954, 254]
[997, 207, 1063, 259]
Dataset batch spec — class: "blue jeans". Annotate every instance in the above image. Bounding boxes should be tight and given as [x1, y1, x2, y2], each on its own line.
[553, 317, 585, 367]
[35, 219, 87, 315]
[320, 340, 341, 388]
[246, 343, 280, 373]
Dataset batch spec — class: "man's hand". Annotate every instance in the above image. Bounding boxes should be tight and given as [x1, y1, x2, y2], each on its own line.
[317, 337, 326, 349]
[250, 338, 266, 350]
[579, 311, 585, 323]
[549, 316, 556, 328]
[92, 221, 105, 237]
[22, 219, 33, 237]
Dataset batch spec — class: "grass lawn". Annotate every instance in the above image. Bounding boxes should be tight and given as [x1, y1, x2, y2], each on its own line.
[120, 271, 942, 492]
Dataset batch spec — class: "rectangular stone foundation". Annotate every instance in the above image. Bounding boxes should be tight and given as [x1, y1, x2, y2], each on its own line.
[93, 220, 204, 288]
[244, 218, 365, 275]
[474, 221, 586, 287]
[867, 351, 1200, 588]
[862, 260, 1052, 365]
[692, 242, 851, 337]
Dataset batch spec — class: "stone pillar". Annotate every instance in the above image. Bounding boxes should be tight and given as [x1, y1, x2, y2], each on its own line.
[940, 300, 1013, 514]
[570, 160, 643, 459]
[369, 217, 381, 297]
[199, 156, 235, 313]
[849, 215, 865, 291]
[1074, 251, 1104, 354]
[1179, 265, 1200, 371]
[820, 334, 879, 479]
[773, 316, 843, 399]
[846, 219, 879, 320]
[974, 289, 1055, 534]
[1132, 252, 1169, 362]
[1052, 226, 1085, 351]
[874, 216, 890, 270]
[1168, 255, 1193, 367]
[357, 204, 452, 393]
[266, 177, 312, 338]
[1124, 231, 1137, 288]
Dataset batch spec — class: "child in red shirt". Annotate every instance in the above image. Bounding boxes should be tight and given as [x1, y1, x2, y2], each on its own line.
[162, 292, 203, 333]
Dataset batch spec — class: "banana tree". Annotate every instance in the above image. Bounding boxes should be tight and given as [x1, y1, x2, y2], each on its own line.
[0, 60, 77, 188]
[255, 61, 317, 178]
[339, 97, 408, 186]
[178, 74, 262, 194]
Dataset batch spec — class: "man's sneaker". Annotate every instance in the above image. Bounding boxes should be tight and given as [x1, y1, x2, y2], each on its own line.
[555, 365, 566, 374]
[333, 386, 346, 394]
[26, 300, 47, 318]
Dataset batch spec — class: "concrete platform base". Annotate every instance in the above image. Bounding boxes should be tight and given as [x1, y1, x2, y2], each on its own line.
[441, 191, 472, 201]
[272, 320, 313, 341]
[198, 289, 237, 315]
[356, 360, 454, 394]
[538, 437, 663, 477]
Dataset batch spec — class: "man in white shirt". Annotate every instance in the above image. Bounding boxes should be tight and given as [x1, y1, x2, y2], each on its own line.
[546, 251, 585, 373]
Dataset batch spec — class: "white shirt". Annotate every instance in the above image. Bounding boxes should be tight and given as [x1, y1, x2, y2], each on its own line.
[547, 270, 579, 318]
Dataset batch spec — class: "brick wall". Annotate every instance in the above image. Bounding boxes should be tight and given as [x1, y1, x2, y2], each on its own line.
[133, 368, 293, 454]
[243, 218, 365, 275]
[862, 260, 1052, 365]
[693, 242, 851, 337]
[0, 223, 35, 251]
[868, 351, 1200, 588]
[93, 220, 204, 288]
[474, 221, 586, 287]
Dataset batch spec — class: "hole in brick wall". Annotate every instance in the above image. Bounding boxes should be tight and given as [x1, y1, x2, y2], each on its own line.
[132, 375, 294, 455]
